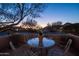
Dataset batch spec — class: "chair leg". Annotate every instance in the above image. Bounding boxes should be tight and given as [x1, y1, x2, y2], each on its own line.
[9, 41, 16, 50]
[64, 39, 72, 54]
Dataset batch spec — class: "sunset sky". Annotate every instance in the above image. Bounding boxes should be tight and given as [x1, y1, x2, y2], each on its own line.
[34, 3, 79, 27]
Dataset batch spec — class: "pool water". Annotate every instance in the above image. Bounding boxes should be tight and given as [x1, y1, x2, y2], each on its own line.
[27, 37, 55, 48]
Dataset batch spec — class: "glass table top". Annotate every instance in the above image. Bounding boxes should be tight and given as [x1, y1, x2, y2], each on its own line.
[26, 37, 55, 48]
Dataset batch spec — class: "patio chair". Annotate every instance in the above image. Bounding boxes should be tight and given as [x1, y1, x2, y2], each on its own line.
[48, 39, 72, 56]
[9, 41, 16, 50]
[64, 39, 72, 54]
[10, 44, 38, 56]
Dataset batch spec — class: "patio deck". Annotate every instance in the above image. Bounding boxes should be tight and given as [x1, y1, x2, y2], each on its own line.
[0, 33, 78, 56]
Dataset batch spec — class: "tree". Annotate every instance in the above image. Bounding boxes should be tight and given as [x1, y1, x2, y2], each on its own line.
[44, 21, 62, 32]
[47, 22, 51, 27]
[52, 21, 62, 26]
[63, 23, 79, 35]
[22, 19, 37, 29]
[0, 3, 45, 29]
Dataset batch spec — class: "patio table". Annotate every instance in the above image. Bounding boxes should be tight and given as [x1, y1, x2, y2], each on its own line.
[26, 37, 56, 56]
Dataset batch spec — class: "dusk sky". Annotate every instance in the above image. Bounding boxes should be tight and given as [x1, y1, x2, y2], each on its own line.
[35, 3, 79, 27]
